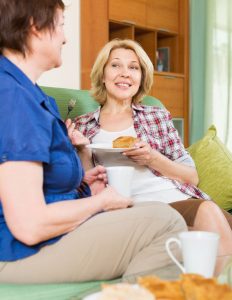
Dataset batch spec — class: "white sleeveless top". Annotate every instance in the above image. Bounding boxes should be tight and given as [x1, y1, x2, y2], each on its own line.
[92, 126, 189, 203]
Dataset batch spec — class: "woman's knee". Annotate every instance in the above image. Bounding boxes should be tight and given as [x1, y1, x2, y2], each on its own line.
[198, 200, 221, 217]
[195, 200, 231, 229]
[149, 202, 187, 232]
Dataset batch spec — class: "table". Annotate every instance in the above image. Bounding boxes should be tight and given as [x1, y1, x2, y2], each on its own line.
[76, 256, 232, 300]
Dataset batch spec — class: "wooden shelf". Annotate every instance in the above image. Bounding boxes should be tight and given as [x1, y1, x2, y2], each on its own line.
[109, 21, 134, 40]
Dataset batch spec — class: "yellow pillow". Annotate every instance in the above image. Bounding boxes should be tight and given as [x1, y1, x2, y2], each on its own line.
[188, 125, 232, 211]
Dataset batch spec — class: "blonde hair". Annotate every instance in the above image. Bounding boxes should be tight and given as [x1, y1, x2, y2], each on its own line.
[90, 39, 154, 105]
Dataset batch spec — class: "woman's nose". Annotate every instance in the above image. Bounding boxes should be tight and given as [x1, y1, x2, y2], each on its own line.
[120, 66, 129, 77]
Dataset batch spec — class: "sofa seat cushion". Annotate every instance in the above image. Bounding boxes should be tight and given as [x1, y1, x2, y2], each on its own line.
[0, 278, 120, 300]
[188, 125, 232, 211]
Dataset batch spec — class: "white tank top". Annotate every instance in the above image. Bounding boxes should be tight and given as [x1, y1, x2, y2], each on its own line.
[92, 126, 189, 203]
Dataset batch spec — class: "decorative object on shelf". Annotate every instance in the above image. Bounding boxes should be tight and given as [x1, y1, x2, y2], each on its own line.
[156, 50, 163, 71]
[157, 47, 170, 72]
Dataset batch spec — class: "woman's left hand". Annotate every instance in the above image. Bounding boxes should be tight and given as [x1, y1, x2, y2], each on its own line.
[123, 141, 157, 166]
[65, 119, 90, 147]
[83, 165, 107, 195]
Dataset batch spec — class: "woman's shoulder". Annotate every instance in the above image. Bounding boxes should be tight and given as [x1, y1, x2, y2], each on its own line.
[0, 77, 29, 106]
[135, 104, 171, 119]
[0, 71, 18, 91]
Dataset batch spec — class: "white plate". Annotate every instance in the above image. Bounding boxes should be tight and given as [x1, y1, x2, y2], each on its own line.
[86, 143, 132, 152]
[83, 284, 143, 300]
[83, 291, 101, 300]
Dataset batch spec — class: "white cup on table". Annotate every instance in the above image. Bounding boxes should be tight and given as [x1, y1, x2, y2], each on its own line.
[106, 166, 134, 197]
[165, 231, 220, 278]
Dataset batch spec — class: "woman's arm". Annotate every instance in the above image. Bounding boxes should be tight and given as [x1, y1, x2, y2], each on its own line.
[123, 141, 199, 186]
[0, 161, 132, 246]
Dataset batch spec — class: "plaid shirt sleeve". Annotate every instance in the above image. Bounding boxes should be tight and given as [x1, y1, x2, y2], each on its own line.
[136, 106, 187, 161]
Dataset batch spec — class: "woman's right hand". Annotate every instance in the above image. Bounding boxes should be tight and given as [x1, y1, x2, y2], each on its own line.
[98, 186, 133, 211]
[65, 119, 90, 148]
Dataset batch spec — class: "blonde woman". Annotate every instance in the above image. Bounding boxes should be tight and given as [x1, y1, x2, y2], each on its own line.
[75, 39, 232, 256]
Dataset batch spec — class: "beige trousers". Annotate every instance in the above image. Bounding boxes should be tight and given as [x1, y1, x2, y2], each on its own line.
[0, 202, 186, 283]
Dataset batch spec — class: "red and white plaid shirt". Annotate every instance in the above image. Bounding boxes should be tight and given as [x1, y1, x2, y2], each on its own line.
[75, 105, 210, 200]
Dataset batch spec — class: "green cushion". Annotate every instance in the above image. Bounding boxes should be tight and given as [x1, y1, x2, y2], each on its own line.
[188, 125, 232, 211]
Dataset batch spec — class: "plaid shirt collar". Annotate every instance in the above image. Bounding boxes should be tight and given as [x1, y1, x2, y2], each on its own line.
[90, 104, 144, 121]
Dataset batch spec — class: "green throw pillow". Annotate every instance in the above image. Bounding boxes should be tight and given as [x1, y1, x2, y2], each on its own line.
[188, 125, 232, 211]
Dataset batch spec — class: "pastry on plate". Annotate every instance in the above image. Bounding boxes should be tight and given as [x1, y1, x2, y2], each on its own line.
[112, 136, 139, 148]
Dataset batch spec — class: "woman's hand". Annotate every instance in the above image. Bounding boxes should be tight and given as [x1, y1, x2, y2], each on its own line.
[83, 167, 133, 209]
[83, 165, 107, 195]
[123, 141, 157, 166]
[65, 119, 90, 148]
[98, 186, 133, 211]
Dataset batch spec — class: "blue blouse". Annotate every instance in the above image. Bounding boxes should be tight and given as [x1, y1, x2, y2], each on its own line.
[0, 56, 91, 261]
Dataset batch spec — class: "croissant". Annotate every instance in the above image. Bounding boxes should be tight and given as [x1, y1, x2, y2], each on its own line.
[112, 136, 139, 148]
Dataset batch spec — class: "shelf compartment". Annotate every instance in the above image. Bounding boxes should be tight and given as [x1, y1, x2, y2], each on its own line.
[109, 21, 134, 40]
[156, 31, 180, 73]
[135, 27, 156, 66]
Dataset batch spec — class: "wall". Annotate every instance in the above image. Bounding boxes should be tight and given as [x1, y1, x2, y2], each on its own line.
[38, 0, 80, 89]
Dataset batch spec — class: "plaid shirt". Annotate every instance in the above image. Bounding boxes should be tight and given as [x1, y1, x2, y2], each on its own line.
[75, 105, 210, 200]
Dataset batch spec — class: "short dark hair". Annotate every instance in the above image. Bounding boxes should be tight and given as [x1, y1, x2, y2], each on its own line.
[0, 0, 65, 55]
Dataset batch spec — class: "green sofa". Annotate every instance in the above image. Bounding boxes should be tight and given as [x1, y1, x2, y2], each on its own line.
[1, 86, 231, 300]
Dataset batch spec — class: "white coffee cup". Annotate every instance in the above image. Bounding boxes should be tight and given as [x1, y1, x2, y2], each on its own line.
[106, 166, 134, 197]
[165, 231, 220, 278]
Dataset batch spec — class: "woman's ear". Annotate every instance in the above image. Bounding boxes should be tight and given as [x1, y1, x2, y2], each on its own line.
[29, 17, 44, 39]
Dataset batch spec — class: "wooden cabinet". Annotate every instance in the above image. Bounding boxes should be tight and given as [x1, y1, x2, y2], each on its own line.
[152, 74, 184, 117]
[109, 0, 147, 27]
[81, 0, 189, 145]
[146, 0, 179, 33]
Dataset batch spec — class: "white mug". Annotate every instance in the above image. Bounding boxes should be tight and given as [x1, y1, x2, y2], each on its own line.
[165, 231, 220, 278]
[106, 166, 134, 197]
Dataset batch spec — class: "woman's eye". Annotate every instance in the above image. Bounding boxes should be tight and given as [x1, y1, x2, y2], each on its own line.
[112, 63, 120, 68]
[130, 65, 139, 70]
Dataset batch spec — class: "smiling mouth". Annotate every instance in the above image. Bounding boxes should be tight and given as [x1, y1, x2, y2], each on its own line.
[115, 82, 132, 88]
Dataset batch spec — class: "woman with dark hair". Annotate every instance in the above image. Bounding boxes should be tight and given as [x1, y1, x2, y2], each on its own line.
[0, 0, 186, 283]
